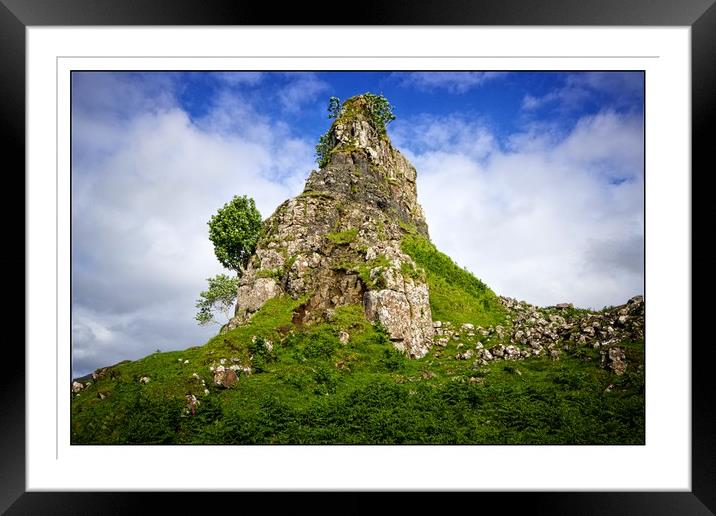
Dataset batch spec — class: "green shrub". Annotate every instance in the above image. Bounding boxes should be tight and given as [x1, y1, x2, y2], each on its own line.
[380, 348, 405, 372]
[248, 336, 277, 373]
[286, 328, 339, 361]
[313, 365, 339, 394]
[120, 388, 184, 444]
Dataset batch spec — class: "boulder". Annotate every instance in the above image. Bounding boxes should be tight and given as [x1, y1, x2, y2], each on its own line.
[504, 345, 521, 359]
[455, 349, 474, 360]
[604, 347, 627, 375]
[213, 366, 238, 388]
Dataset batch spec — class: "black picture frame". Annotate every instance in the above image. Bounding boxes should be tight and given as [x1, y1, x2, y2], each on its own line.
[4, 1, 711, 513]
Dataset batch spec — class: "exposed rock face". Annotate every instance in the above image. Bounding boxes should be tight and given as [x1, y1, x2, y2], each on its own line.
[227, 95, 434, 357]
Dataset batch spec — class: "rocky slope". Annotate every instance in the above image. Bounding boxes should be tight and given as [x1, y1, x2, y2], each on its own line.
[227, 95, 434, 357]
[435, 295, 645, 376]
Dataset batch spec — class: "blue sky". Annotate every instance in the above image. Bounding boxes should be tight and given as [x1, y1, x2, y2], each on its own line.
[100, 70, 643, 153]
[72, 71, 644, 376]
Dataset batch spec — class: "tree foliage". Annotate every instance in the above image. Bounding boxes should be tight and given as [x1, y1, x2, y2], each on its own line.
[327, 96, 341, 119]
[195, 274, 241, 326]
[208, 195, 262, 274]
[362, 93, 396, 134]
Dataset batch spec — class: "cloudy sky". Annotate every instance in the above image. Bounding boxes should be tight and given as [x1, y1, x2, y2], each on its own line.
[72, 70, 644, 376]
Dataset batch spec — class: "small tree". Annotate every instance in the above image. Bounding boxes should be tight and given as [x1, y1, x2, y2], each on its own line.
[195, 274, 241, 326]
[327, 96, 342, 119]
[208, 195, 263, 275]
[363, 93, 396, 134]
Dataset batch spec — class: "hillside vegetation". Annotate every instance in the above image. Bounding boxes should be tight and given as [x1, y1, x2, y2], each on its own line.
[71, 250, 644, 445]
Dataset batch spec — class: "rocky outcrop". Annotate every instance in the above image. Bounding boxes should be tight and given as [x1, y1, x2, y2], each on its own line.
[432, 295, 644, 371]
[227, 95, 434, 357]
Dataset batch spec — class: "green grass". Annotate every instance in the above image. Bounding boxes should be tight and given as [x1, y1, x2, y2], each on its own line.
[72, 295, 644, 445]
[326, 228, 359, 245]
[400, 232, 507, 326]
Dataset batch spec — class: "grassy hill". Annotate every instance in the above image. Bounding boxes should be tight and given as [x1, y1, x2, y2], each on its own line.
[71, 236, 644, 445]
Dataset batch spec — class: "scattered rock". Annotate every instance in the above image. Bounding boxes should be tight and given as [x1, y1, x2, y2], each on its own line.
[213, 366, 238, 388]
[504, 345, 521, 359]
[72, 381, 84, 394]
[139, 376, 150, 384]
[455, 349, 474, 360]
[339, 331, 350, 345]
[228, 364, 252, 375]
[185, 394, 199, 416]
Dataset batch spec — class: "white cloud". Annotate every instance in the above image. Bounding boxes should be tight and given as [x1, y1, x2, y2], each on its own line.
[398, 111, 644, 310]
[391, 114, 496, 160]
[393, 72, 506, 93]
[214, 72, 264, 85]
[276, 72, 329, 112]
[72, 74, 314, 376]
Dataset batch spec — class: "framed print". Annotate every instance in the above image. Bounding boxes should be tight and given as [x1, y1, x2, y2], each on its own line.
[7, 0, 712, 513]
